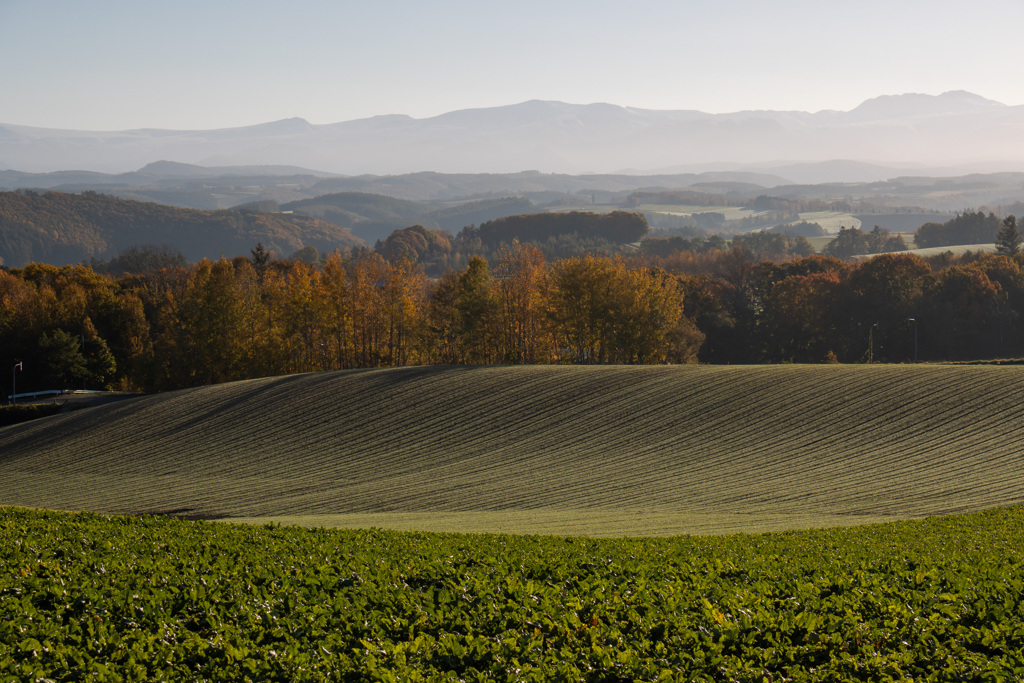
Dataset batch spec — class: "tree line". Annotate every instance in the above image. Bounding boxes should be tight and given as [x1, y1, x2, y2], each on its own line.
[0, 244, 702, 395]
[666, 249, 1024, 365]
[5, 238, 1024, 397]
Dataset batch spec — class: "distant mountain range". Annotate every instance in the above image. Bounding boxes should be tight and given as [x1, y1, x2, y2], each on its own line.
[3, 91, 1024, 179]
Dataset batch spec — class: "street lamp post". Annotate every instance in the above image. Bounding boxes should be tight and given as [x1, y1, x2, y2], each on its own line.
[12, 362, 22, 405]
[907, 317, 918, 363]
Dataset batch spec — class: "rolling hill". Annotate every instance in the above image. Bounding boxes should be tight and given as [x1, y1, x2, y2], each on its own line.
[270, 193, 540, 243]
[1, 364, 1022, 536]
[0, 190, 366, 267]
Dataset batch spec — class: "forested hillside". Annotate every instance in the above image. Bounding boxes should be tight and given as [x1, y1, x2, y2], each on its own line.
[0, 190, 365, 267]
[477, 211, 649, 247]
[7, 185, 1021, 274]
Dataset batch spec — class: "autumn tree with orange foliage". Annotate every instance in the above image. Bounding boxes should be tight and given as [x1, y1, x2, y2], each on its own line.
[545, 255, 701, 364]
[493, 242, 548, 364]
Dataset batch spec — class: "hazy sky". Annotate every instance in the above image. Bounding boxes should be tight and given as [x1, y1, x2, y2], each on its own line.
[3, 0, 1024, 131]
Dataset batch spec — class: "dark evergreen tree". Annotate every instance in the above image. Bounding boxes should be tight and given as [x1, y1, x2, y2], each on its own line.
[995, 215, 1021, 256]
[250, 242, 271, 281]
[37, 329, 89, 390]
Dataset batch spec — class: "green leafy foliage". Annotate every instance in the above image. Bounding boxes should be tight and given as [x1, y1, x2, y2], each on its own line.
[3, 506, 1024, 680]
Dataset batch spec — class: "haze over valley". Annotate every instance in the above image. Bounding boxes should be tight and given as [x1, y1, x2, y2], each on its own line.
[3, 91, 1023, 179]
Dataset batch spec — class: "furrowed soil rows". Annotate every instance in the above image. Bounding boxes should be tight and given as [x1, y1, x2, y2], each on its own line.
[2, 365, 1024, 535]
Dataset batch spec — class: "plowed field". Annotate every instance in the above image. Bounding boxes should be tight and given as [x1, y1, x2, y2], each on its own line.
[2, 365, 1022, 535]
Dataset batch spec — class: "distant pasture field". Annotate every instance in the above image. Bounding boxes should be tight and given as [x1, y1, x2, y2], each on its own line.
[853, 243, 994, 262]
[794, 211, 860, 233]
[546, 204, 759, 221]
[544, 204, 620, 215]
[906, 243, 996, 258]
[544, 205, 864, 238]
[635, 207, 861, 233]
[2, 365, 1024, 536]
[803, 235, 835, 252]
[637, 204, 759, 220]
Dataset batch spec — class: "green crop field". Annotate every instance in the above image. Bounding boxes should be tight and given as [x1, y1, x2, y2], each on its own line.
[2, 365, 1024, 536]
[4, 505, 1024, 681]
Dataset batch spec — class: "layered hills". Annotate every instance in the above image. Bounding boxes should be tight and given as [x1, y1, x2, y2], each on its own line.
[1, 364, 1022, 536]
[279, 193, 536, 243]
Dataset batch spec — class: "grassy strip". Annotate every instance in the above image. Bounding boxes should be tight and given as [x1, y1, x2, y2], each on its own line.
[225, 510, 910, 538]
[3, 505, 1024, 681]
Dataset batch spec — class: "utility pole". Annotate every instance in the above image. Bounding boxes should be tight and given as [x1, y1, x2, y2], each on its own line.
[12, 362, 22, 405]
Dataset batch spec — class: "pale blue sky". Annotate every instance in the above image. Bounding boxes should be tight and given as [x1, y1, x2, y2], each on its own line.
[3, 0, 1023, 130]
